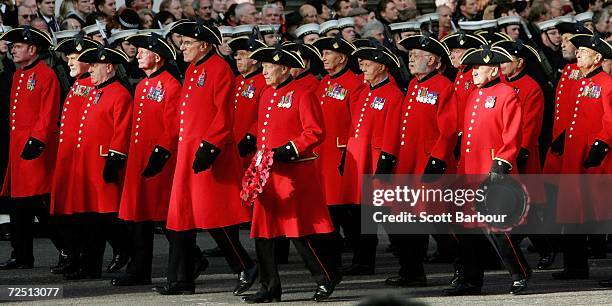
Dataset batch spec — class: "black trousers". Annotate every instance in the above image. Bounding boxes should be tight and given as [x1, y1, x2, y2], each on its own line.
[125, 221, 156, 279]
[255, 233, 340, 296]
[561, 234, 589, 272]
[8, 194, 63, 265]
[388, 234, 429, 279]
[341, 205, 378, 268]
[166, 225, 254, 285]
[107, 217, 130, 255]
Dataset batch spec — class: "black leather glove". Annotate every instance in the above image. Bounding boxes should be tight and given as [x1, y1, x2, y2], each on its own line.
[375, 151, 397, 175]
[103, 151, 127, 183]
[142, 145, 171, 177]
[550, 130, 565, 156]
[192, 141, 221, 173]
[453, 134, 462, 161]
[20, 137, 45, 160]
[338, 148, 347, 176]
[484, 159, 512, 186]
[272, 142, 298, 163]
[516, 148, 530, 172]
[583, 140, 609, 168]
[422, 156, 447, 183]
[237, 133, 257, 157]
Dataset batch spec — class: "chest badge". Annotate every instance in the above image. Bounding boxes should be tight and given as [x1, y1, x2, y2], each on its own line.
[581, 83, 601, 98]
[196, 71, 207, 87]
[464, 80, 472, 91]
[92, 91, 103, 105]
[370, 97, 386, 110]
[26, 73, 36, 91]
[416, 87, 439, 105]
[241, 81, 256, 99]
[73, 85, 92, 97]
[147, 81, 165, 102]
[569, 69, 581, 80]
[513, 87, 520, 94]
[277, 91, 294, 108]
[484, 96, 496, 108]
[325, 83, 347, 100]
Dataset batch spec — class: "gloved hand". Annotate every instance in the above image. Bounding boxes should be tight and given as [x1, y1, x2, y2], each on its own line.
[375, 151, 397, 175]
[550, 131, 565, 156]
[103, 151, 127, 183]
[483, 159, 512, 187]
[272, 142, 298, 163]
[422, 156, 447, 183]
[20, 137, 45, 160]
[583, 140, 609, 168]
[142, 145, 171, 177]
[192, 141, 221, 173]
[237, 133, 257, 157]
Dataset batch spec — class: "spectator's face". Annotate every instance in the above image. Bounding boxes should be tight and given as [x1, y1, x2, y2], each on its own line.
[381, 2, 399, 23]
[168, 0, 184, 19]
[549, 0, 562, 17]
[341, 27, 356, 41]
[595, 14, 609, 34]
[300, 5, 317, 24]
[449, 48, 466, 68]
[183, 0, 196, 19]
[63, 17, 82, 30]
[212, 0, 226, 13]
[357, 0, 367, 8]
[136, 47, 158, 70]
[368, 29, 385, 43]
[303, 33, 319, 44]
[460, 0, 477, 17]
[393, 0, 406, 11]
[337, 0, 351, 17]
[322, 49, 345, 72]
[503, 25, 520, 40]
[0, 41, 8, 54]
[31, 18, 49, 33]
[354, 14, 367, 29]
[234, 49, 256, 75]
[591, 0, 603, 10]
[543, 29, 561, 47]
[141, 13, 153, 28]
[437, 6, 452, 28]
[121, 41, 137, 59]
[320, 5, 332, 21]
[37, 0, 55, 17]
[576, 47, 601, 70]
[98, 0, 116, 17]
[133, 0, 152, 10]
[360, 59, 385, 83]
[264, 7, 282, 24]
[325, 29, 340, 37]
[198, 0, 213, 20]
[262, 62, 289, 87]
[10, 42, 36, 65]
[472, 65, 498, 86]
[239, 4, 257, 25]
[66, 53, 89, 77]
[264, 33, 276, 46]
[17, 6, 37, 25]
[74, 0, 93, 14]
[561, 33, 576, 61]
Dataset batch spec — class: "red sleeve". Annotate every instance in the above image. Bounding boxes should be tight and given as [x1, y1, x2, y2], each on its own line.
[157, 79, 181, 151]
[495, 91, 523, 167]
[30, 70, 60, 143]
[596, 79, 612, 144]
[109, 90, 133, 155]
[204, 67, 236, 147]
[520, 85, 544, 149]
[289, 91, 325, 156]
[380, 93, 403, 157]
[430, 84, 458, 162]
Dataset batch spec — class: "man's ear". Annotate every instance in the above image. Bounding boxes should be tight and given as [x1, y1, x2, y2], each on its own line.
[491, 66, 499, 77]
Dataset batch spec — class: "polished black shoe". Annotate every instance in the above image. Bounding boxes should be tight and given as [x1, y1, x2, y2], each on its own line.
[111, 275, 152, 286]
[194, 255, 210, 280]
[510, 278, 529, 294]
[203, 246, 224, 257]
[341, 264, 374, 276]
[449, 269, 464, 287]
[552, 270, 589, 280]
[536, 253, 556, 270]
[153, 283, 195, 295]
[0, 258, 33, 270]
[63, 269, 101, 280]
[598, 278, 612, 287]
[233, 265, 258, 295]
[385, 275, 427, 287]
[106, 253, 129, 273]
[443, 283, 482, 296]
[241, 291, 281, 303]
[51, 262, 78, 274]
[0, 223, 10, 241]
[312, 276, 342, 302]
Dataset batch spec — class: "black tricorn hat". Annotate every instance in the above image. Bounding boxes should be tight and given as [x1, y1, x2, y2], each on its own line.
[492, 39, 541, 62]
[399, 33, 449, 58]
[475, 30, 512, 45]
[127, 32, 176, 60]
[441, 31, 487, 50]
[169, 19, 222, 45]
[351, 43, 400, 68]
[55, 33, 100, 55]
[228, 27, 267, 52]
[249, 45, 305, 68]
[77, 45, 129, 64]
[0, 26, 52, 48]
[569, 33, 612, 59]
[282, 42, 322, 63]
[312, 35, 356, 55]
[460, 45, 513, 65]
[556, 21, 593, 35]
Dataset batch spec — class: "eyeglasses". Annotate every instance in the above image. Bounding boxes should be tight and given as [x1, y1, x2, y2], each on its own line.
[180, 40, 201, 47]
[20, 14, 37, 20]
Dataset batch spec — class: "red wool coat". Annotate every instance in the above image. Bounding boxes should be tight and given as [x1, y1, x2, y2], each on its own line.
[119, 69, 182, 222]
[68, 79, 133, 213]
[453, 66, 477, 134]
[557, 68, 612, 223]
[382, 72, 458, 174]
[51, 75, 93, 214]
[543, 63, 582, 174]
[2, 60, 60, 198]
[340, 78, 404, 204]
[166, 53, 251, 231]
[314, 67, 364, 205]
[250, 77, 334, 238]
[233, 71, 267, 169]
[294, 70, 320, 90]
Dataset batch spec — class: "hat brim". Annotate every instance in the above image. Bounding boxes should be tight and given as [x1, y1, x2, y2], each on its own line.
[250, 47, 305, 68]
[570, 34, 612, 59]
[55, 37, 100, 55]
[127, 33, 176, 60]
[312, 36, 356, 55]
[0, 27, 52, 48]
[283, 42, 322, 63]
[441, 33, 487, 50]
[398, 35, 449, 58]
[492, 40, 541, 62]
[228, 37, 267, 52]
[352, 46, 400, 68]
[169, 20, 222, 45]
[77, 47, 129, 64]
[476, 31, 512, 45]
[460, 46, 514, 65]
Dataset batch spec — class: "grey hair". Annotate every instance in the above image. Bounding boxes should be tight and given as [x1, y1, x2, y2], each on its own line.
[192, 0, 209, 11]
[361, 20, 385, 38]
[235, 3, 255, 21]
[262, 3, 279, 14]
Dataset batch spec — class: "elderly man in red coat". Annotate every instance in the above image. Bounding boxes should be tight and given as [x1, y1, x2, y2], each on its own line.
[241, 44, 340, 303]
[0, 26, 61, 270]
[155, 20, 256, 296]
[377, 34, 457, 288]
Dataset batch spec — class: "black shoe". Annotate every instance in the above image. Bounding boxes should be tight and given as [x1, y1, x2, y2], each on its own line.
[233, 265, 258, 295]
[385, 275, 427, 287]
[449, 269, 464, 287]
[51, 262, 78, 275]
[52, 250, 69, 269]
[552, 270, 589, 280]
[111, 275, 152, 286]
[510, 278, 529, 294]
[443, 283, 482, 296]
[106, 252, 129, 273]
[194, 255, 210, 280]
[241, 290, 281, 303]
[598, 278, 612, 287]
[0, 258, 33, 270]
[0, 223, 10, 241]
[153, 283, 195, 295]
[63, 269, 101, 280]
[203, 246, 224, 257]
[536, 253, 556, 270]
[341, 264, 374, 276]
[312, 275, 342, 302]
